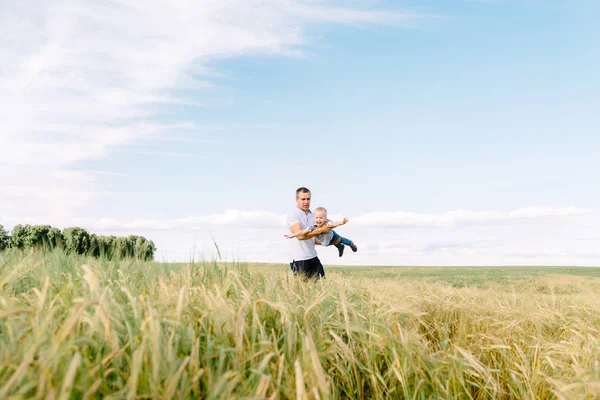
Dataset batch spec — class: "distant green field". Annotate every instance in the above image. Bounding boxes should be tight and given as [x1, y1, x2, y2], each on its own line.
[247, 262, 600, 288]
[1, 250, 600, 399]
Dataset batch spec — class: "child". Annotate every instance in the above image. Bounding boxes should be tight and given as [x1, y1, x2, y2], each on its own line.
[285, 207, 358, 257]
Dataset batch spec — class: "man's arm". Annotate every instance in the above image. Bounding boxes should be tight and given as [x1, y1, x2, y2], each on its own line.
[287, 221, 329, 240]
[288, 221, 318, 240]
[284, 227, 310, 239]
[289, 220, 348, 240]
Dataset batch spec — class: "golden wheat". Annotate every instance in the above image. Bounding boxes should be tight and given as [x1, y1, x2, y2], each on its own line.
[0, 250, 599, 399]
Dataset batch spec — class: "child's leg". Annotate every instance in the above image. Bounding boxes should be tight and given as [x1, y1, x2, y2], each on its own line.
[328, 231, 345, 257]
[328, 231, 341, 246]
[338, 236, 352, 246]
[337, 234, 358, 252]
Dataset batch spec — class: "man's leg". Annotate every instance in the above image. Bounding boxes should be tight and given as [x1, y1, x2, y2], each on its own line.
[291, 258, 325, 280]
[306, 256, 325, 279]
[291, 259, 313, 280]
[291, 259, 303, 274]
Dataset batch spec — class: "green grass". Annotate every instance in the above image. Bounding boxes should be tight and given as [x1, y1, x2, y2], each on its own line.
[1, 249, 600, 399]
[330, 265, 600, 288]
[241, 262, 600, 289]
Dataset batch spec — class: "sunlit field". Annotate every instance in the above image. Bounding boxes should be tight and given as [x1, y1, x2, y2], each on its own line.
[1, 249, 599, 399]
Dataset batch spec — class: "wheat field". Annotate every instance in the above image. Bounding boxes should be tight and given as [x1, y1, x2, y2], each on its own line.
[1, 250, 599, 399]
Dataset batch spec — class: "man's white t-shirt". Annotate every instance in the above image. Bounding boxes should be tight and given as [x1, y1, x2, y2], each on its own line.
[286, 207, 317, 262]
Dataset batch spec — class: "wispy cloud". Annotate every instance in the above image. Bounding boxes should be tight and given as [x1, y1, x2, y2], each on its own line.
[0, 0, 423, 220]
[0, 0, 419, 169]
[0, 0, 431, 228]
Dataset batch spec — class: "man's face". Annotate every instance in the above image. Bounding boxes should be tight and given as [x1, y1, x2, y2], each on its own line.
[296, 191, 311, 211]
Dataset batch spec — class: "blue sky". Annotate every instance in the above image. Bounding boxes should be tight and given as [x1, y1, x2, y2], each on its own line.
[1, 0, 599, 265]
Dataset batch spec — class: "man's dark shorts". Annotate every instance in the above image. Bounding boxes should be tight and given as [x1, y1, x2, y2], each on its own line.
[289, 257, 325, 280]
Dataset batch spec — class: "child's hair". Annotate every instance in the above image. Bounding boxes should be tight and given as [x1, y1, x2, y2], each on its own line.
[314, 207, 327, 214]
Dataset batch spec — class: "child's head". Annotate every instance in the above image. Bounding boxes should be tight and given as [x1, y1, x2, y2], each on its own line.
[314, 207, 328, 226]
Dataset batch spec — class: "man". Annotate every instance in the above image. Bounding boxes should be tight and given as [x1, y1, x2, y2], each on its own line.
[286, 187, 336, 279]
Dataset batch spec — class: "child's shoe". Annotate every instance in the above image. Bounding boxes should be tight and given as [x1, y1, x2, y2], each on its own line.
[335, 243, 345, 257]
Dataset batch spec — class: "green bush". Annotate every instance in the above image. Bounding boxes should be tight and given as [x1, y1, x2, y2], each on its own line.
[63, 227, 91, 255]
[8, 224, 27, 250]
[0, 223, 155, 261]
[0, 224, 8, 251]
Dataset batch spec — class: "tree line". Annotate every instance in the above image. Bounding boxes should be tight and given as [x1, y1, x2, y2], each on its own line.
[0, 223, 156, 261]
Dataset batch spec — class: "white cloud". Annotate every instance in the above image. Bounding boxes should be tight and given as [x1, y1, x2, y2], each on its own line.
[2, 207, 594, 266]
[503, 248, 600, 260]
[3, 207, 597, 266]
[0, 167, 110, 221]
[349, 207, 587, 228]
[0, 207, 585, 232]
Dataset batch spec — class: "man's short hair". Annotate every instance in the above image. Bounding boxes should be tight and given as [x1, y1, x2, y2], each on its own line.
[296, 187, 311, 197]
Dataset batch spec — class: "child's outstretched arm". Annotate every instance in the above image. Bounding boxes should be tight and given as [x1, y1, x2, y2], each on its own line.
[326, 217, 349, 228]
